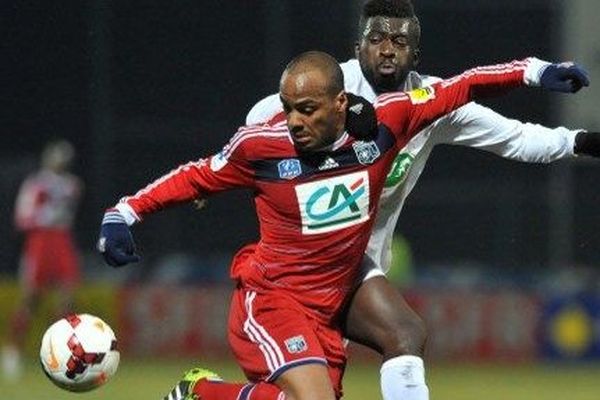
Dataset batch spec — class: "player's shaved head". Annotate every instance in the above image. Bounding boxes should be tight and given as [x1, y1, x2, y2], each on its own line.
[279, 51, 348, 153]
[280, 51, 344, 97]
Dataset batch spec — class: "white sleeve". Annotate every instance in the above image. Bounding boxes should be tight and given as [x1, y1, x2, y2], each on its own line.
[245, 94, 283, 125]
[432, 102, 580, 163]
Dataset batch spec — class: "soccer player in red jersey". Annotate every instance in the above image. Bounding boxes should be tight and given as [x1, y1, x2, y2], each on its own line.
[2, 139, 83, 381]
[99, 52, 587, 400]
[247, 1, 600, 399]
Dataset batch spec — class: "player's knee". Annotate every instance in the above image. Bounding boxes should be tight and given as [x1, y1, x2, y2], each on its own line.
[276, 363, 336, 400]
[381, 314, 427, 358]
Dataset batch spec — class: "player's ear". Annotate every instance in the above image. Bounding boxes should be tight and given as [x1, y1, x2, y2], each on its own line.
[354, 41, 360, 59]
[337, 91, 348, 113]
[412, 48, 421, 67]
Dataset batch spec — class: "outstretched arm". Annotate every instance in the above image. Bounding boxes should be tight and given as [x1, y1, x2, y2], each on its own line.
[433, 102, 580, 163]
[375, 58, 589, 143]
[97, 130, 256, 267]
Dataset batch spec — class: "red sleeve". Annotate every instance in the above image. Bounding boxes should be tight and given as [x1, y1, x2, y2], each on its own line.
[375, 59, 528, 142]
[121, 133, 255, 219]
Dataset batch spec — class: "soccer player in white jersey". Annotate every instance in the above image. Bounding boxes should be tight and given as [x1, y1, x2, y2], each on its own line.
[245, 1, 599, 399]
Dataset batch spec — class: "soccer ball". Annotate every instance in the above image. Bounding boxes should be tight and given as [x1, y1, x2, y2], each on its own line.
[39, 313, 120, 392]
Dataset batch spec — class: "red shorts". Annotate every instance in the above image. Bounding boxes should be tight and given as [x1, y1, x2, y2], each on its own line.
[20, 229, 80, 290]
[228, 286, 347, 398]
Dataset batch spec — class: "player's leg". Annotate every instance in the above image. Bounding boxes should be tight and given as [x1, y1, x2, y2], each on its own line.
[2, 289, 39, 381]
[342, 275, 428, 400]
[343, 275, 427, 358]
[163, 286, 341, 400]
[275, 362, 335, 400]
[164, 364, 336, 400]
[2, 250, 42, 380]
[8, 284, 40, 346]
[162, 367, 283, 400]
[229, 287, 342, 399]
[51, 231, 80, 317]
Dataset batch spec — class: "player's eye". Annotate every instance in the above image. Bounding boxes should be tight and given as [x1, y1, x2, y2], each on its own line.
[393, 38, 408, 48]
[301, 106, 316, 115]
[367, 33, 383, 44]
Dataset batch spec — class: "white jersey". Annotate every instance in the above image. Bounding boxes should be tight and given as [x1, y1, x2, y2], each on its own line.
[246, 58, 580, 279]
[14, 170, 81, 231]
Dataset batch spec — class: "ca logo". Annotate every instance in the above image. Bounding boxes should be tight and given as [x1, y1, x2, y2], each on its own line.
[295, 171, 370, 234]
[307, 181, 363, 220]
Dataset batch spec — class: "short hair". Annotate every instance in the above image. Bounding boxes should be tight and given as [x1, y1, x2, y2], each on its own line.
[282, 51, 344, 96]
[41, 139, 75, 168]
[358, 0, 421, 44]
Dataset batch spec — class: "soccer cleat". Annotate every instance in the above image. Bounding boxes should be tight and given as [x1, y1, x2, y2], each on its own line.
[162, 367, 222, 400]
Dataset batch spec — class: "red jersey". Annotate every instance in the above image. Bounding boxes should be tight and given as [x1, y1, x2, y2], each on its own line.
[15, 169, 82, 288]
[119, 60, 528, 323]
[14, 170, 82, 232]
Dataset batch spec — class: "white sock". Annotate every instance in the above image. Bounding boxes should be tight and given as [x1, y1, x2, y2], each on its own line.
[1, 344, 22, 382]
[380, 355, 429, 400]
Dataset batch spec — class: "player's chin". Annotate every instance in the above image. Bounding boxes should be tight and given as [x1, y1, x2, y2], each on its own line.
[374, 74, 403, 93]
[294, 141, 316, 153]
[292, 137, 317, 153]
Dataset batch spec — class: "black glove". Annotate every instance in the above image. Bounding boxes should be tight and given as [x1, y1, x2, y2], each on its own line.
[574, 131, 600, 157]
[345, 93, 378, 140]
[97, 208, 141, 267]
[540, 62, 590, 93]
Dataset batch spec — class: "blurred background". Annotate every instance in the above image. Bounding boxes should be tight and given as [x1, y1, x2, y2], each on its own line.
[2, 0, 600, 399]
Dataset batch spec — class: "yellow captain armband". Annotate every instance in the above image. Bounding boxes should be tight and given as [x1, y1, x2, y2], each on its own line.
[407, 86, 436, 104]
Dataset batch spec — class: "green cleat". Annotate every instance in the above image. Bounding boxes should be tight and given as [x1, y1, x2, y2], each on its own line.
[162, 367, 222, 400]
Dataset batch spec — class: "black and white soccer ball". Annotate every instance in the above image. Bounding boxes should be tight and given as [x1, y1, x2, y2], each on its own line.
[39, 313, 120, 392]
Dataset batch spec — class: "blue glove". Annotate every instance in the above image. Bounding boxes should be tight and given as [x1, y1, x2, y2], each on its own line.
[97, 208, 141, 267]
[540, 62, 590, 93]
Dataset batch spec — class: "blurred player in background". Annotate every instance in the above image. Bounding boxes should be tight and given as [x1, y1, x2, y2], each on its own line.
[1, 139, 83, 381]
[246, 1, 600, 399]
[98, 49, 588, 400]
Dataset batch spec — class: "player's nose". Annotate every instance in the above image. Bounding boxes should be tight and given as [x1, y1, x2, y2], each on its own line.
[379, 39, 396, 57]
[287, 113, 304, 133]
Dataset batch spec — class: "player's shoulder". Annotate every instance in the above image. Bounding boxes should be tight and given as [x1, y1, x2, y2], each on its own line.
[340, 59, 363, 89]
[340, 58, 361, 76]
[224, 121, 290, 160]
[415, 73, 443, 87]
[340, 59, 379, 101]
[246, 93, 283, 125]
[373, 71, 443, 110]
[64, 172, 84, 189]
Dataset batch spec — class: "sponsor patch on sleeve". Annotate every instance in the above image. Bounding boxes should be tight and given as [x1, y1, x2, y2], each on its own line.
[407, 86, 436, 104]
[210, 151, 228, 171]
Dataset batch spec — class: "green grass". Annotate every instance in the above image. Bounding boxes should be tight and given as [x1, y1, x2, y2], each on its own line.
[2, 357, 600, 399]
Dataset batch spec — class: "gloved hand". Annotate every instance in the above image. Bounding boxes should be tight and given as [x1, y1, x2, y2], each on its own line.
[540, 62, 590, 93]
[574, 131, 600, 157]
[97, 208, 141, 267]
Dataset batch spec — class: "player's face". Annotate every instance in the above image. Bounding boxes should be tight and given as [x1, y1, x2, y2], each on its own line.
[356, 16, 420, 94]
[42, 142, 75, 172]
[279, 70, 347, 153]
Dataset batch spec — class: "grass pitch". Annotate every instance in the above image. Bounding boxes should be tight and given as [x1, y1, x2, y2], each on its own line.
[2, 357, 599, 399]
